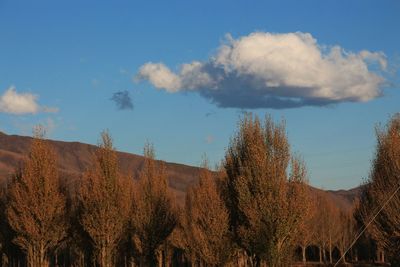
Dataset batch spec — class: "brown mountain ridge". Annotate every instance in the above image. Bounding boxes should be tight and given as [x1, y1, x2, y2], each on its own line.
[0, 131, 359, 208]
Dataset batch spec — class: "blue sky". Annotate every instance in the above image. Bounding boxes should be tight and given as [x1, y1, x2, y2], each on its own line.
[0, 0, 399, 190]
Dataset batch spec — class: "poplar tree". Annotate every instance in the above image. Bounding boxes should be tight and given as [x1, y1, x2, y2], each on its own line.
[297, 193, 316, 264]
[224, 114, 310, 267]
[6, 128, 67, 267]
[314, 195, 340, 264]
[77, 131, 132, 267]
[130, 143, 177, 266]
[184, 160, 233, 266]
[357, 114, 400, 264]
[336, 209, 356, 264]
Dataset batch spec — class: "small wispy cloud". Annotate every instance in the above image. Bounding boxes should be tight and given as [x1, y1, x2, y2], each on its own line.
[136, 31, 388, 109]
[0, 86, 59, 115]
[110, 90, 134, 110]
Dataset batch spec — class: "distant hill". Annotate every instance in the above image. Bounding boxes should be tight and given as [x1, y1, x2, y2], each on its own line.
[327, 186, 363, 203]
[0, 132, 360, 208]
[0, 131, 201, 203]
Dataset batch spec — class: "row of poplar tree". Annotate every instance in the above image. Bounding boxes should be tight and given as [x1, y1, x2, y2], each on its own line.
[0, 113, 399, 267]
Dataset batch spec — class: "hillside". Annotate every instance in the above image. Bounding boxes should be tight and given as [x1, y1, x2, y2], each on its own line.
[0, 132, 359, 207]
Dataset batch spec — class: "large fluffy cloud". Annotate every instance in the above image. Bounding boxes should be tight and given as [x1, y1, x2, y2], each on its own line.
[136, 32, 387, 109]
[0, 86, 58, 114]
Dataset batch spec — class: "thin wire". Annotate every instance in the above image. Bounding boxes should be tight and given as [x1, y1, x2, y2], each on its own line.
[333, 182, 400, 267]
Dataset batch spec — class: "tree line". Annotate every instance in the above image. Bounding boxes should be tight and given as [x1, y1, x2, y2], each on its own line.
[0, 113, 399, 266]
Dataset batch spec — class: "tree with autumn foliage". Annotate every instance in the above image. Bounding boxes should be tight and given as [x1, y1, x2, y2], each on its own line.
[184, 159, 234, 266]
[357, 114, 400, 264]
[130, 143, 177, 266]
[6, 127, 68, 267]
[314, 194, 341, 264]
[224, 114, 310, 267]
[297, 192, 316, 264]
[77, 131, 132, 267]
[336, 208, 357, 264]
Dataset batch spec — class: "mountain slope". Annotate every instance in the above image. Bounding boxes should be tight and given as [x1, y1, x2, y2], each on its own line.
[0, 132, 359, 207]
[0, 131, 201, 202]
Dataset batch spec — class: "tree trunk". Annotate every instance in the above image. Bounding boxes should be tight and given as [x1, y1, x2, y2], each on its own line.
[354, 248, 358, 262]
[319, 246, 322, 263]
[302, 246, 306, 263]
[39, 244, 48, 267]
[158, 251, 162, 267]
[148, 252, 158, 267]
[340, 249, 346, 264]
[376, 247, 380, 263]
[98, 246, 113, 267]
[27, 245, 49, 267]
[248, 254, 258, 267]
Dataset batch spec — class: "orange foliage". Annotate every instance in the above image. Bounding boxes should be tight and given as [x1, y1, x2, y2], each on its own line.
[77, 131, 132, 267]
[224, 114, 310, 266]
[184, 160, 233, 265]
[6, 128, 67, 267]
[130, 143, 177, 266]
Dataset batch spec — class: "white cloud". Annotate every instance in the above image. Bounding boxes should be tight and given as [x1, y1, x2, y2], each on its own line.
[137, 63, 182, 92]
[0, 86, 59, 114]
[136, 32, 387, 109]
